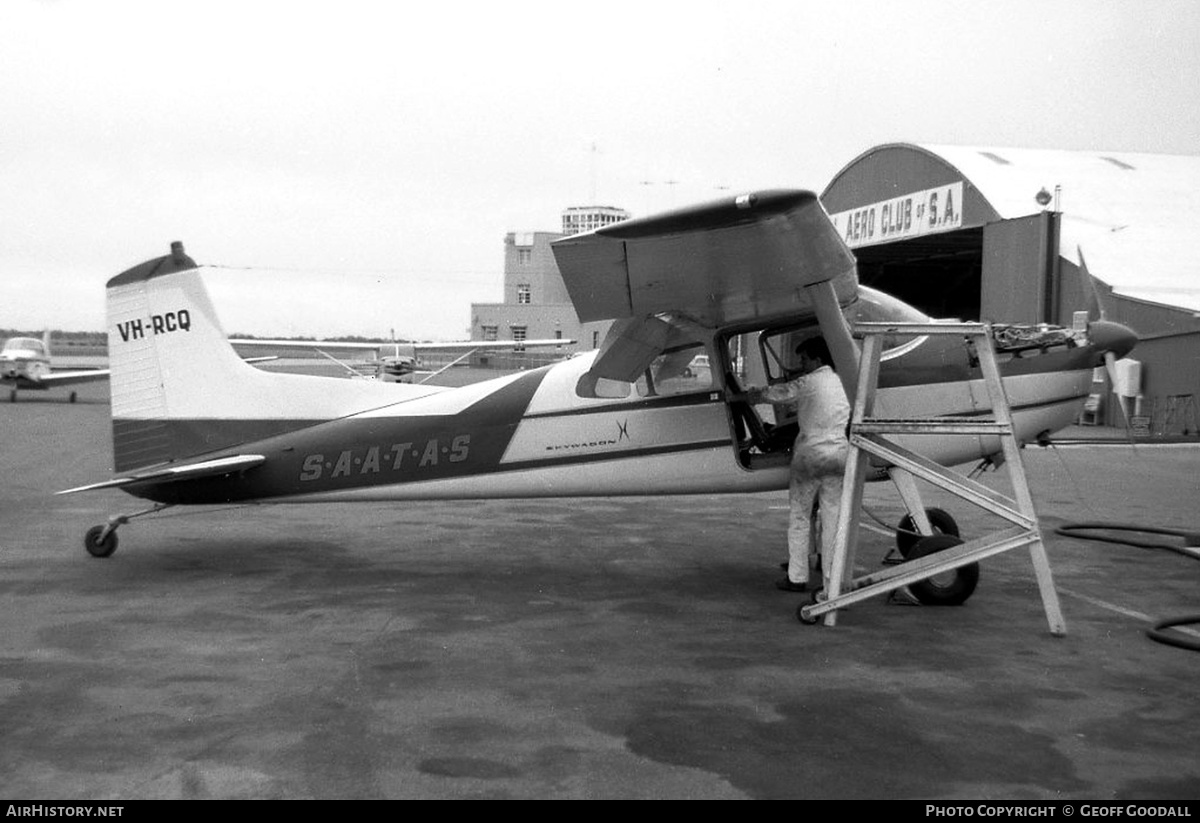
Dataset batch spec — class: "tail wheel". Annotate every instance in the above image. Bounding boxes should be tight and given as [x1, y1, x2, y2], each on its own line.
[896, 507, 960, 558]
[84, 525, 118, 558]
[906, 534, 978, 606]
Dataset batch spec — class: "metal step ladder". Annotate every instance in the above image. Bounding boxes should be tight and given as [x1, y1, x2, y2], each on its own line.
[799, 321, 1067, 636]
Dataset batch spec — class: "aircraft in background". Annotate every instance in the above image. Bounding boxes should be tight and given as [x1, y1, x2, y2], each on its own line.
[229, 336, 575, 384]
[61, 193, 1136, 613]
[1, 331, 110, 402]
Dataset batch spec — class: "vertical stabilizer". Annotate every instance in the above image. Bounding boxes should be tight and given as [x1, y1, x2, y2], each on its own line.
[106, 243, 438, 472]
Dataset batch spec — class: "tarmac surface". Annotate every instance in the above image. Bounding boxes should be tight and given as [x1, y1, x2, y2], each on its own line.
[2, 381, 1198, 800]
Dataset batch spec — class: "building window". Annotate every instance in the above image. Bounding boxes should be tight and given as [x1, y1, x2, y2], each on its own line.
[592, 330, 600, 349]
[518, 248, 531, 264]
[554, 329, 562, 340]
[482, 325, 498, 341]
[511, 325, 527, 352]
[517, 283, 531, 304]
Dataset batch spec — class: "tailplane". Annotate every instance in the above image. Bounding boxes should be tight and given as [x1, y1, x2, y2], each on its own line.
[107, 243, 439, 472]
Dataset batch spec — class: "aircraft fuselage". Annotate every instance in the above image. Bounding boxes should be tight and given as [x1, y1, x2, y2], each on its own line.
[122, 334, 1097, 507]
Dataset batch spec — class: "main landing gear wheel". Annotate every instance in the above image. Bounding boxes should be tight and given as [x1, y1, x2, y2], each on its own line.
[69, 391, 78, 403]
[896, 507, 960, 558]
[84, 525, 118, 558]
[906, 534, 978, 606]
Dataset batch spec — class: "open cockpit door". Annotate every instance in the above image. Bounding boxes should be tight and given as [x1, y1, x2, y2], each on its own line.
[715, 286, 938, 471]
[717, 322, 815, 470]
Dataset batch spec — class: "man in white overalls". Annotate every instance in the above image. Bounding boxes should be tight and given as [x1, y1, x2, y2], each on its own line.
[743, 337, 850, 592]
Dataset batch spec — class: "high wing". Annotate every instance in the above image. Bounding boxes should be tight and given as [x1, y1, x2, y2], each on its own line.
[22, 368, 111, 387]
[228, 338, 573, 351]
[552, 189, 857, 328]
[551, 189, 859, 381]
[229, 336, 575, 383]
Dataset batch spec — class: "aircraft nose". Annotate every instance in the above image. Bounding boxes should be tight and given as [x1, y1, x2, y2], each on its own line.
[1087, 319, 1138, 361]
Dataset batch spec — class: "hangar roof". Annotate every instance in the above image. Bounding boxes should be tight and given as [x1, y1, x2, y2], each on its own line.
[831, 143, 1200, 313]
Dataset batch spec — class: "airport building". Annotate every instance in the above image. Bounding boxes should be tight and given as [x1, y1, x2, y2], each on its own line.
[469, 206, 628, 364]
[822, 144, 1200, 434]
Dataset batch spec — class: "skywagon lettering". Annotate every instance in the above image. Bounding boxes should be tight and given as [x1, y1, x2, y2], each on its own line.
[115, 310, 192, 342]
[299, 435, 470, 482]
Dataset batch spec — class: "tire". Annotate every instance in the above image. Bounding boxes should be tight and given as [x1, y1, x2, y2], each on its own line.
[906, 534, 978, 606]
[84, 525, 118, 558]
[896, 507, 960, 558]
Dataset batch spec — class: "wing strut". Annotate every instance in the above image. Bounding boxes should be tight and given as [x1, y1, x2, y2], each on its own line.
[807, 280, 861, 404]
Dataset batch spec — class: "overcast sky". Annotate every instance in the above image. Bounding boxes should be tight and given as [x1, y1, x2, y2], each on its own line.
[3, 0, 1199, 340]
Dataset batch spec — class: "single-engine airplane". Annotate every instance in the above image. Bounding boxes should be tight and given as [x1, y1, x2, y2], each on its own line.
[229, 335, 575, 384]
[1, 331, 110, 402]
[62, 191, 1137, 608]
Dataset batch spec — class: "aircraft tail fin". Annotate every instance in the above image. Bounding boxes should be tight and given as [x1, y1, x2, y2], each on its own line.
[106, 243, 434, 473]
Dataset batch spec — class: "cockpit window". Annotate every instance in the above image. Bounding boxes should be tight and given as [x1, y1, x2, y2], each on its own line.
[3, 338, 45, 355]
[575, 342, 713, 399]
[637, 343, 712, 397]
[850, 287, 933, 358]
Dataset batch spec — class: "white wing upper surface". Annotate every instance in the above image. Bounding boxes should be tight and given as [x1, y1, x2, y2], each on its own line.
[551, 189, 858, 328]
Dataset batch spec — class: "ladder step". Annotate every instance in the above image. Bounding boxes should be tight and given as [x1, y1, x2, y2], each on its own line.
[855, 419, 1013, 435]
[852, 321, 993, 336]
[850, 433, 1034, 526]
[804, 527, 1042, 618]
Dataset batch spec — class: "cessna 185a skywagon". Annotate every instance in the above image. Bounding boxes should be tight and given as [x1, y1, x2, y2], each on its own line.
[63, 191, 1137, 594]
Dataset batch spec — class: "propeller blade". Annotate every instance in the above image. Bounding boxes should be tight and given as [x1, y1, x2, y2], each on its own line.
[1077, 246, 1108, 321]
[1104, 350, 1131, 428]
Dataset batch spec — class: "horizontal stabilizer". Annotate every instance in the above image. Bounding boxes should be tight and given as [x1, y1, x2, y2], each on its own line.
[58, 454, 266, 495]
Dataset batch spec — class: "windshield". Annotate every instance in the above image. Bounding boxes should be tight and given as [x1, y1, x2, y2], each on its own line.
[2, 338, 45, 355]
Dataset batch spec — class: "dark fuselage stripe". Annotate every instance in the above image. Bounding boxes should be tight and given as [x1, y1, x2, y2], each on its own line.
[523, 390, 720, 419]
[119, 384, 1086, 506]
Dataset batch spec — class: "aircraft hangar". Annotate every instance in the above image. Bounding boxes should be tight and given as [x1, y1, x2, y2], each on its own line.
[820, 143, 1200, 434]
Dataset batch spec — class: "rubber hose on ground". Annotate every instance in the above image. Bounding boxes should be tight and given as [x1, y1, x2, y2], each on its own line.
[1054, 522, 1200, 651]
